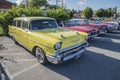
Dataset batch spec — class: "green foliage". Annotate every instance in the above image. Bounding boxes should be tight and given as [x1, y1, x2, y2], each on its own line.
[104, 8, 112, 18]
[96, 8, 105, 17]
[28, 0, 48, 8]
[83, 7, 93, 19]
[47, 7, 70, 22]
[0, 26, 4, 36]
[96, 8, 116, 18]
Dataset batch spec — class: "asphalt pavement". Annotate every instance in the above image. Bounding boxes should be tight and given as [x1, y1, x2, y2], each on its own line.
[0, 30, 120, 80]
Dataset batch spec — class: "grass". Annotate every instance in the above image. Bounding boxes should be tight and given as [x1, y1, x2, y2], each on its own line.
[0, 27, 4, 36]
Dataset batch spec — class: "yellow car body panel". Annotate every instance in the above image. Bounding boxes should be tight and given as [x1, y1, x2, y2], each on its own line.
[9, 17, 88, 64]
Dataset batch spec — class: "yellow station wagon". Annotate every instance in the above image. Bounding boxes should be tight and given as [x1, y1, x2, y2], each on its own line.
[9, 17, 88, 64]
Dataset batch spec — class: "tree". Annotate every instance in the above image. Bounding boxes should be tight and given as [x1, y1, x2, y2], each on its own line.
[83, 7, 93, 19]
[28, 0, 48, 8]
[105, 8, 112, 17]
[96, 8, 105, 17]
[47, 7, 70, 22]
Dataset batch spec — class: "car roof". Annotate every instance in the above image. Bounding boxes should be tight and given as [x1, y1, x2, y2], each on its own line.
[14, 17, 55, 22]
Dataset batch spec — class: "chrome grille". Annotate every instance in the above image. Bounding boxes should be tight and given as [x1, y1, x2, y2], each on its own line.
[56, 43, 87, 56]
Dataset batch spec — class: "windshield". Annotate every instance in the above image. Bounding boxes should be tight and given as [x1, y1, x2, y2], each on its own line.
[62, 21, 76, 27]
[30, 20, 58, 30]
[71, 19, 90, 25]
[93, 19, 101, 24]
[82, 20, 90, 24]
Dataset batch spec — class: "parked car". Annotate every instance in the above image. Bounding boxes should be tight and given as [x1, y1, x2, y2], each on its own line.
[9, 17, 88, 64]
[103, 21, 118, 29]
[59, 20, 99, 40]
[92, 18, 118, 32]
[70, 19, 107, 35]
[117, 18, 120, 30]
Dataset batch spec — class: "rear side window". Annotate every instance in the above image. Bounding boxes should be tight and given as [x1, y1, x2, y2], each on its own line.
[13, 20, 16, 26]
[22, 21, 28, 29]
[17, 20, 21, 28]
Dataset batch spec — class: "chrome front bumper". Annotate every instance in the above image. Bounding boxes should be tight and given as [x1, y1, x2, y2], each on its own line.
[88, 33, 99, 39]
[46, 42, 88, 64]
[88, 31, 100, 39]
[107, 26, 117, 32]
[99, 29, 107, 34]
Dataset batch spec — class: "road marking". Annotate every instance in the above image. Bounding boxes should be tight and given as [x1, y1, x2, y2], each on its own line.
[3, 59, 37, 63]
[87, 47, 120, 60]
[11, 63, 40, 79]
[95, 37, 120, 43]
[0, 53, 27, 55]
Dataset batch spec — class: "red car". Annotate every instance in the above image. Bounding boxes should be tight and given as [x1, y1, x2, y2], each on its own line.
[58, 20, 99, 39]
[70, 19, 107, 35]
[92, 18, 118, 32]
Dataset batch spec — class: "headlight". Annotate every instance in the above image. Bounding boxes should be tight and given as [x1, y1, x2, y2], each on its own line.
[54, 42, 62, 50]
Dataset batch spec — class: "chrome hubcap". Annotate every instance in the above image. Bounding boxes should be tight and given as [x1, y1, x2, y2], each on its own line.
[36, 47, 44, 62]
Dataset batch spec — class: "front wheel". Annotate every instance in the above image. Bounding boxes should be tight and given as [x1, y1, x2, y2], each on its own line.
[35, 47, 47, 64]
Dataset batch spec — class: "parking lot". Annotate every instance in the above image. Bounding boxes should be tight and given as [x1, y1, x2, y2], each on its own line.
[0, 30, 120, 80]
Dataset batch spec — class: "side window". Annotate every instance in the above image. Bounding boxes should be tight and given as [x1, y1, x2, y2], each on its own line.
[13, 20, 16, 27]
[22, 21, 28, 29]
[17, 20, 21, 28]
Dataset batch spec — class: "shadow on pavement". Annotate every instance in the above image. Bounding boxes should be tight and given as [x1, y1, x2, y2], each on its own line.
[44, 50, 120, 80]
[99, 31, 120, 40]
[90, 37, 120, 53]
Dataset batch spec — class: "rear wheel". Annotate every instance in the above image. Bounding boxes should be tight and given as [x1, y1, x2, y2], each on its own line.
[35, 47, 47, 64]
[12, 37, 18, 44]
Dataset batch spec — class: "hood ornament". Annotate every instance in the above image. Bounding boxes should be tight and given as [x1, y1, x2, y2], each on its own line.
[61, 34, 66, 39]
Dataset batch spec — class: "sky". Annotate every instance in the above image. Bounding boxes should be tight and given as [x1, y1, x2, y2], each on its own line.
[9, 0, 120, 11]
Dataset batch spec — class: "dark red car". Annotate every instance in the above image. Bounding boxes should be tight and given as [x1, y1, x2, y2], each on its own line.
[58, 20, 99, 39]
[70, 19, 107, 35]
[92, 18, 118, 32]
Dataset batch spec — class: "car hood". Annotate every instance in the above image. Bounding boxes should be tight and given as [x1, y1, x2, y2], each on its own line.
[77, 24, 104, 29]
[64, 26, 95, 33]
[32, 28, 87, 49]
[89, 23, 107, 26]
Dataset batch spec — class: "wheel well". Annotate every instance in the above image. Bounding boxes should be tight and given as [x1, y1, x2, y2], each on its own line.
[32, 46, 38, 56]
[32, 46, 45, 56]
